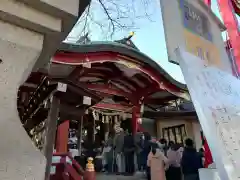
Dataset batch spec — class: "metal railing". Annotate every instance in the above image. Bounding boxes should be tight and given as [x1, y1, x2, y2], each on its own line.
[50, 153, 84, 180]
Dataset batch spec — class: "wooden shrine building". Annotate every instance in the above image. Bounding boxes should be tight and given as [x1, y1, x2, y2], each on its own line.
[17, 35, 188, 156]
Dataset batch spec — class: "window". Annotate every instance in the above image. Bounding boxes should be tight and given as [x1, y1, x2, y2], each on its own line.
[162, 124, 187, 144]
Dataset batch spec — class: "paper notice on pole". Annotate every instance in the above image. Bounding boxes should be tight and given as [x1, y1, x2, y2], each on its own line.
[83, 96, 91, 105]
[57, 82, 67, 92]
[176, 48, 240, 180]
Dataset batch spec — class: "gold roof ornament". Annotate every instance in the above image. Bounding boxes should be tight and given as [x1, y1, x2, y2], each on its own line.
[126, 31, 135, 40]
[129, 31, 135, 36]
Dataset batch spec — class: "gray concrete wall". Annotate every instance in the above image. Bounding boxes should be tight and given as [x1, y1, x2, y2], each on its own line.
[0, 21, 45, 180]
[141, 118, 157, 137]
[0, 0, 89, 179]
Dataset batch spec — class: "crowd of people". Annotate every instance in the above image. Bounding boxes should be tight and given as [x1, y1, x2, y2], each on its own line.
[92, 128, 204, 180]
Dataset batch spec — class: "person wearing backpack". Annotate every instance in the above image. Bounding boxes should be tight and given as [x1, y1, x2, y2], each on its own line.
[181, 138, 203, 180]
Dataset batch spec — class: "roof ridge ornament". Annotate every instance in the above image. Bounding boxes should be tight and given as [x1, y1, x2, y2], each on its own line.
[115, 31, 139, 50]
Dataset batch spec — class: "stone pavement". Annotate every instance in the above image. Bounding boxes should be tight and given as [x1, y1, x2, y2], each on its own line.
[96, 173, 146, 180]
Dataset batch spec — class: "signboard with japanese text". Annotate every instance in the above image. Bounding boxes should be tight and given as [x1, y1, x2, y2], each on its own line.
[176, 48, 240, 180]
[180, 0, 212, 41]
[180, 0, 221, 67]
[159, 0, 231, 73]
[183, 30, 221, 67]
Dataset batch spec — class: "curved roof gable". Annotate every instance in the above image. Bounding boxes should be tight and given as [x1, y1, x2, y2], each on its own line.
[55, 42, 187, 91]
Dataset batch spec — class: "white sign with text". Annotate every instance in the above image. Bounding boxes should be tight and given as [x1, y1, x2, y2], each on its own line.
[176, 48, 240, 180]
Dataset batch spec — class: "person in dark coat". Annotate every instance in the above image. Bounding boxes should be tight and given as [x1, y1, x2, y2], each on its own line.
[181, 138, 203, 180]
[144, 133, 152, 180]
[136, 133, 145, 171]
[160, 138, 168, 155]
[198, 148, 205, 167]
[106, 135, 114, 173]
[123, 131, 135, 175]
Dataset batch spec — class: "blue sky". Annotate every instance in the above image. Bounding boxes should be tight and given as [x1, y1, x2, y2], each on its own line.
[67, 0, 239, 84]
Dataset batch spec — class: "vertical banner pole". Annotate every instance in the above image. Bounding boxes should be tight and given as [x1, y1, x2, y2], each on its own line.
[217, 0, 240, 75]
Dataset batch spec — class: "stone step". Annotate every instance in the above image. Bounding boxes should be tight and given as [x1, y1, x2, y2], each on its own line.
[96, 173, 146, 180]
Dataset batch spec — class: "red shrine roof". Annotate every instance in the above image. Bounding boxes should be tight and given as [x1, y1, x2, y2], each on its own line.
[18, 40, 188, 131]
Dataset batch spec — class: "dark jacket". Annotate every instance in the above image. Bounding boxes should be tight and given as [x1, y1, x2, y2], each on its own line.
[143, 140, 151, 161]
[123, 135, 135, 152]
[143, 135, 152, 157]
[113, 131, 124, 153]
[181, 147, 203, 175]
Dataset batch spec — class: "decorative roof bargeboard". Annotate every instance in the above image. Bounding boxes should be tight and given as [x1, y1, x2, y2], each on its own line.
[52, 42, 188, 99]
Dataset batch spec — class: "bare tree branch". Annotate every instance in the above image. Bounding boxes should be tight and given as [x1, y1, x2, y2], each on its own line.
[69, 0, 155, 40]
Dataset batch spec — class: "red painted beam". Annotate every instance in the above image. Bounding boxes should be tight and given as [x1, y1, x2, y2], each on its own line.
[53, 51, 184, 97]
[79, 67, 140, 91]
[132, 105, 141, 134]
[56, 120, 69, 153]
[218, 0, 240, 73]
[144, 97, 177, 104]
[80, 73, 137, 92]
[53, 52, 118, 65]
[92, 103, 132, 112]
[135, 85, 160, 99]
[111, 79, 137, 92]
[70, 66, 138, 92]
[204, 0, 211, 6]
[82, 83, 137, 103]
[80, 72, 162, 103]
[83, 69, 117, 77]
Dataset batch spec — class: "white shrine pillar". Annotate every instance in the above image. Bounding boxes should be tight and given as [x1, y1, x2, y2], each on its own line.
[0, 0, 89, 179]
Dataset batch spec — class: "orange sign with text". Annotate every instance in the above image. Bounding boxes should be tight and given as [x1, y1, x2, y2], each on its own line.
[183, 29, 222, 68]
